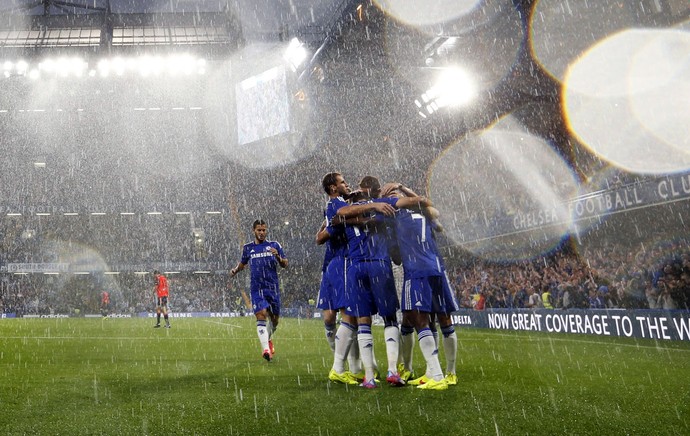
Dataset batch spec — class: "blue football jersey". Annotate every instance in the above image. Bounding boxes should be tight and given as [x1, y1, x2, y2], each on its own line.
[322, 197, 349, 269]
[345, 199, 395, 263]
[394, 207, 443, 278]
[240, 240, 286, 290]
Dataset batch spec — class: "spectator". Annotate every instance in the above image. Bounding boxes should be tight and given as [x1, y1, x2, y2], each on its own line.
[525, 287, 543, 309]
[656, 280, 677, 310]
[474, 291, 486, 311]
[588, 288, 605, 309]
[645, 284, 659, 309]
[560, 285, 572, 310]
[541, 286, 554, 309]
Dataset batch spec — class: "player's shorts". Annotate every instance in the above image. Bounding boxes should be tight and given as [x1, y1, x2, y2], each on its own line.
[157, 296, 168, 308]
[345, 259, 399, 318]
[316, 256, 348, 311]
[251, 286, 281, 316]
[401, 272, 459, 314]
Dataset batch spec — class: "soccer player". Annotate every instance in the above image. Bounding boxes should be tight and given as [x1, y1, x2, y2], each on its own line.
[336, 176, 418, 388]
[317, 172, 380, 385]
[153, 270, 171, 328]
[355, 176, 407, 387]
[100, 290, 110, 319]
[230, 219, 288, 362]
[380, 182, 459, 390]
[316, 172, 358, 383]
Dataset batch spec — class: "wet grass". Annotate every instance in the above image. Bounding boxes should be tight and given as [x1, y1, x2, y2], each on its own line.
[1, 317, 689, 435]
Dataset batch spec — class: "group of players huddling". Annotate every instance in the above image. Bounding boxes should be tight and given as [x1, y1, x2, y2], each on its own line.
[316, 172, 459, 390]
[224, 171, 458, 390]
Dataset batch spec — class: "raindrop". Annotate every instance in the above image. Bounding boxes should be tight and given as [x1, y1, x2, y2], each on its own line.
[93, 375, 98, 404]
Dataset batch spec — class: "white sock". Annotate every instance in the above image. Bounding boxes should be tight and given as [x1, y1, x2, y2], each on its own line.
[268, 318, 276, 340]
[357, 324, 375, 381]
[384, 325, 400, 374]
[442, 325, 457, 375]
[418, 327, 443, 381]
[348, 334, 362, 374]
[325, 323, 336, 353]
[430, 325, 439, 349]
[332, 321, 355, 373]
[257, 320, 270, 351]
[371, 345, 379, 375]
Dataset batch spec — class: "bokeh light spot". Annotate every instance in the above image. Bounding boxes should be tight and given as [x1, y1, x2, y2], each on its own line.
[429, 116, 579, 262]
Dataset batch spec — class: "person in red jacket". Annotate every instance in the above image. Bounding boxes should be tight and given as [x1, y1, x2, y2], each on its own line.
[153, 270, 171, 328]
[100, 291, 110, 319]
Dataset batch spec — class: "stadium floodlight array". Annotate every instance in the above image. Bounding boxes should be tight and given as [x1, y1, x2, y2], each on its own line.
[1, 54, 207, 79]
[283, 37, 308, 72]
[414, 66, 477, 118]
[97, 54, 206, 77]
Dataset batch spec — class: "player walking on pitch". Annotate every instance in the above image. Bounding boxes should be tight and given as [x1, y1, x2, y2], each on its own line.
[100, 290, 110, 319]
[153, 270, 171, 328]
[230, 219, 288, 362]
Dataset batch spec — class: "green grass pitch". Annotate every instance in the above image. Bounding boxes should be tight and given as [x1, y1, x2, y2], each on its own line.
[1, 317, 689, 435]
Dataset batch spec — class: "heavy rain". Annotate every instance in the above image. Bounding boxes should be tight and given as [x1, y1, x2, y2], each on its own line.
[1, 0, 689, 435]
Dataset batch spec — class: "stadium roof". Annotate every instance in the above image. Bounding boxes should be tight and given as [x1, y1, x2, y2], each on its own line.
[1, 0, 688, 270]
[0, 0, 354, 55]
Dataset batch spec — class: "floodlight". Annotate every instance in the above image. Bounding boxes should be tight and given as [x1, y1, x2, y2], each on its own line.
[15, 60, 28, 73]
[112, 57, 125, 75]
[284, 37, 308, 71]
[432, 67, 476, 108]
[39, 59, 55, 72]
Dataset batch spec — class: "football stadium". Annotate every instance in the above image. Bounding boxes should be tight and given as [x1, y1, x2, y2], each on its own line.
[1, 1, 689, 434]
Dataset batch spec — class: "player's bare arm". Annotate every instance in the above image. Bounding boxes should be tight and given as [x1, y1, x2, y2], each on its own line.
[230, 262, 247, 277]
[394, 195, 432, 210]
[316, 215, 371, 245]
[336, 201, 395, 218]
[399, 184, 419, 198]
[316, 219, 329, 245]
[269, 247, 288, 268]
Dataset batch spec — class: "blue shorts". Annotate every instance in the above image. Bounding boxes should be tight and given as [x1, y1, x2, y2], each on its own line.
[251, 286, 281, 316]
[317, 257, 348, 311]
[345, 260, 399, 318]
[401, 272, 459, 314]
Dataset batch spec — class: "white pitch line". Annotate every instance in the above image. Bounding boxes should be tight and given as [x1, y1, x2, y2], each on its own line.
[202, 319, 243, 328]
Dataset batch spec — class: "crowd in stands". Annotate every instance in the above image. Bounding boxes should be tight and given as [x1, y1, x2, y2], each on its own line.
[1, 195, 689, 316]
[451, 240, 690, 311]
[0, 212, 241, 266]
[2, 238, 688, 316]
[0, 269, 318, 317]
